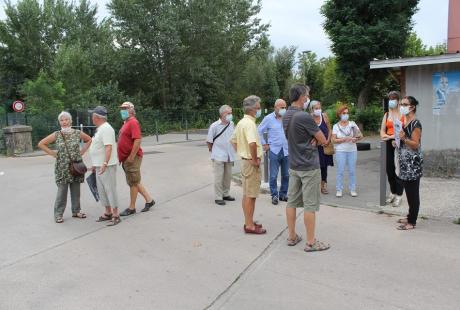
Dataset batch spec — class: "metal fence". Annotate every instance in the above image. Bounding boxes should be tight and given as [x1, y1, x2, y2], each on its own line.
[0, 107, 274, 151]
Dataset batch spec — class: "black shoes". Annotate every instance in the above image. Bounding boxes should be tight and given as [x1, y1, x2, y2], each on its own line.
[120, 208, 136, 216]
[272, 196, 279, 205]
[223, 196, 235, 201]
[279, 196, 288, 202]
[215, 200, 226, 205]
[141, 199, 156, 212]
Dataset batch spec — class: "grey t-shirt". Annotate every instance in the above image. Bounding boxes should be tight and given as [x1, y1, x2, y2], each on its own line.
[282, 106, 320, 171]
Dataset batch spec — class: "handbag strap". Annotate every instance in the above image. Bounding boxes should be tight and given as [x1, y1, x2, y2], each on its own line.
[59, 130, 75, 162]
[213, 122, 230, 143]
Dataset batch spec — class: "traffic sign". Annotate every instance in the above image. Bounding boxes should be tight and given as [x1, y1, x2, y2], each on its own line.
[12, 100, 25, 112]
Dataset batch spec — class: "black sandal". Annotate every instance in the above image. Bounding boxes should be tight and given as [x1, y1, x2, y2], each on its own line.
[96, 213, 113, 222]
[107, 216, 121, 226]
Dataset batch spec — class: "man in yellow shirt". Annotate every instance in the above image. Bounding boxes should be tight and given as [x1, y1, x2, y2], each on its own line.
[231, 95, 266, 234]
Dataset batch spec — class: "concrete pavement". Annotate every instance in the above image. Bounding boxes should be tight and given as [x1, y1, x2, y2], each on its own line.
[0, 136, 459, 310]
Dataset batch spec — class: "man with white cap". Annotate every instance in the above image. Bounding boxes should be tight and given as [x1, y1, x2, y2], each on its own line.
[118, 102, 156, 216]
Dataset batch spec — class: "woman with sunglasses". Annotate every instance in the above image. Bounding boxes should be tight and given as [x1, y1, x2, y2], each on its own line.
[395, 96, 423, 230]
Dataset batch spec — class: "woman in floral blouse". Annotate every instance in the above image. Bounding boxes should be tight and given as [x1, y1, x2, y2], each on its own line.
[38, 111, 92, 223]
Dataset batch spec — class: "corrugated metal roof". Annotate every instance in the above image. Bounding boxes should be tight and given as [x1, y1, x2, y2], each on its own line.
[370, 53, 460, 69]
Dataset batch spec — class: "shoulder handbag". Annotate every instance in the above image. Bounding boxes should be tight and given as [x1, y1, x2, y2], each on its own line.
[60, 131, 87, 177]
[322, 114, 335, 155]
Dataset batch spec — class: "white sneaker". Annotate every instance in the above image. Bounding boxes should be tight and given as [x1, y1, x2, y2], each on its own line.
[336, 191, 343, 197]
[386, 193, 395, 204]
[392, 195, 402, 207]
[350, 191, 358, 197]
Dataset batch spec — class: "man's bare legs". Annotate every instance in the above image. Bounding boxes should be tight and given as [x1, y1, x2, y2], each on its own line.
[304, 212, 316, 245]
[128, 183, 153, 210]
[242, 195, 256, 229]
[286, 207, 297, 240]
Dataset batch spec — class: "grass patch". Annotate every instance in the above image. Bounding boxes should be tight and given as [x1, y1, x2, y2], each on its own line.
[454, 218, 460, 225]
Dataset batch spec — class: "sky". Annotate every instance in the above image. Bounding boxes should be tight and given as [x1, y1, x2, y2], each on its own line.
[0, 0, 449, 58]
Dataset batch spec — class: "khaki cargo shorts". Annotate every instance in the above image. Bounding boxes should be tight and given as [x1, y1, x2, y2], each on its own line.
[287, 168, 321, 212]
[241, 159, 261, 198]
[122, 155, 142, 186]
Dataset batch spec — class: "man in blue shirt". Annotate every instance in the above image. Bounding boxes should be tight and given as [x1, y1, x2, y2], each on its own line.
[258, 99, 289, 205]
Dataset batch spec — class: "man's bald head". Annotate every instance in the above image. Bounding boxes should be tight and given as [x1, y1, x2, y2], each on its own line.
[274, 99, 287, 117]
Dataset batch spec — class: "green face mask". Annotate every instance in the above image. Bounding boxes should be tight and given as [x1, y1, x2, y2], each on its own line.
[120, 110, 129, 120]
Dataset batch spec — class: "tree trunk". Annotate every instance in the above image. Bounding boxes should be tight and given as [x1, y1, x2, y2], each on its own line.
[357, 85, 371, 110]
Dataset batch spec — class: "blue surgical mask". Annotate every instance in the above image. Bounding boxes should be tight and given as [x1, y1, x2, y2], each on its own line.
[225, 114, 233, 122]
[400, 106, 410, 116]
[278, 108, 286, 116]
[255, 109, 262, 118]
[120, 110, 129, 120]
[388, 100, 397, 109]
[313, 109, 322, 116]
[340, 114, 349, 121]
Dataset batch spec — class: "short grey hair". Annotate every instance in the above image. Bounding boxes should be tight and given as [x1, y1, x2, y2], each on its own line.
[219, 105, 231, 116]
[58, 111, 72, 123]
[308, 100, 321, 112]
[93, 113, 107, 120]
[243, 95, 260, 113]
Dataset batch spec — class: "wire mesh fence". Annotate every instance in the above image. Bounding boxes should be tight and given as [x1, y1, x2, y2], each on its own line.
[0, 107, 274, 152]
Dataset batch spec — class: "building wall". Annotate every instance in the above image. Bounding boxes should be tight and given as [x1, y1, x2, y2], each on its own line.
[405, 62, 460, 177]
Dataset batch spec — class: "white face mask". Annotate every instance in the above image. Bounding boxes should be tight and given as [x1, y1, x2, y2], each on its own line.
[61, 127, 72, 133]
[303, 99, 311, 110]
[388, 100, 397, 109]
[225, 114, 233, 122]
[313, 109, 322, 116]
[340, 114, 349, 121]
[278, 108, 286, 116]
[400, 106, 410, 115]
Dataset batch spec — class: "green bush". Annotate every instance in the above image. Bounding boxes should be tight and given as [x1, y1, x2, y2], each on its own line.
[356, 105, 384, 133]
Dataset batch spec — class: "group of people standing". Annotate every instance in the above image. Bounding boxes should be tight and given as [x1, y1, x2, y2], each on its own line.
[207, 84, 424, 253]
[38, 102, 155, 226]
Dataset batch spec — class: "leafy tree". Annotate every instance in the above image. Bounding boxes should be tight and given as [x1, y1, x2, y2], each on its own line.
[20, 71, 65, 115]
[321, 0, 419, 109]
[404, 32, 447, 57]
[274, 46, 296, 100]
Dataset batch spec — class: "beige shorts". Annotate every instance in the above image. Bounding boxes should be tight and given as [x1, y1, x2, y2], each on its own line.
[287, 168, 321, 212]
[241, 160, 261, 198]
[122, 155, 142, 186]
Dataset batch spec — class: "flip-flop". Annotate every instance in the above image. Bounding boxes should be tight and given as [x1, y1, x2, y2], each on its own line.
[287, 234, 302, 246]
[397, 218, 408, 224]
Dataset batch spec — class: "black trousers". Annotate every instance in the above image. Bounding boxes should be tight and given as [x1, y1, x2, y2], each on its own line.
[402, 178, 421, 225]
[386, 140, 404, 195]
[320, 166, 328, 182]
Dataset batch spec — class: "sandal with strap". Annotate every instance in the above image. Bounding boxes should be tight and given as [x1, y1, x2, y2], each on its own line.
[304, 240, 330, 252]
[55, 217, 64, 223]
[397, 218, 408, 224]
[397, 223, 415, 230]
[96, 213, 113, 222]
[287, 234, 302, 246]
[72, 212, 87, 219]
[244, 224, 267, 234]
[107, 216, 121, 227]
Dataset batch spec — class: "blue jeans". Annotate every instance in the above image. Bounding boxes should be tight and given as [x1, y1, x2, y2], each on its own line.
[269, 149, 289, 198]
[335, 151, 357, 192]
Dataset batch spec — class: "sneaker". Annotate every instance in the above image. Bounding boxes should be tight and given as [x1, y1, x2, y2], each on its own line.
[223, 196, 235, 201]
[271, 196, 279, 205]
[141, 199, 156, 212]
[386, 193, 395, 204]
[350, 191, 358, 197]
[279, 196, 288, 202]
[215, 200, 226, 206]
[336, 191, 342, 198]
[392, 195, 402, 207]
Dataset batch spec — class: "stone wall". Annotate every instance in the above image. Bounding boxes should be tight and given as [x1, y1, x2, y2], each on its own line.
[2, 125, 33, 156]
[423, 149, 460, 178]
